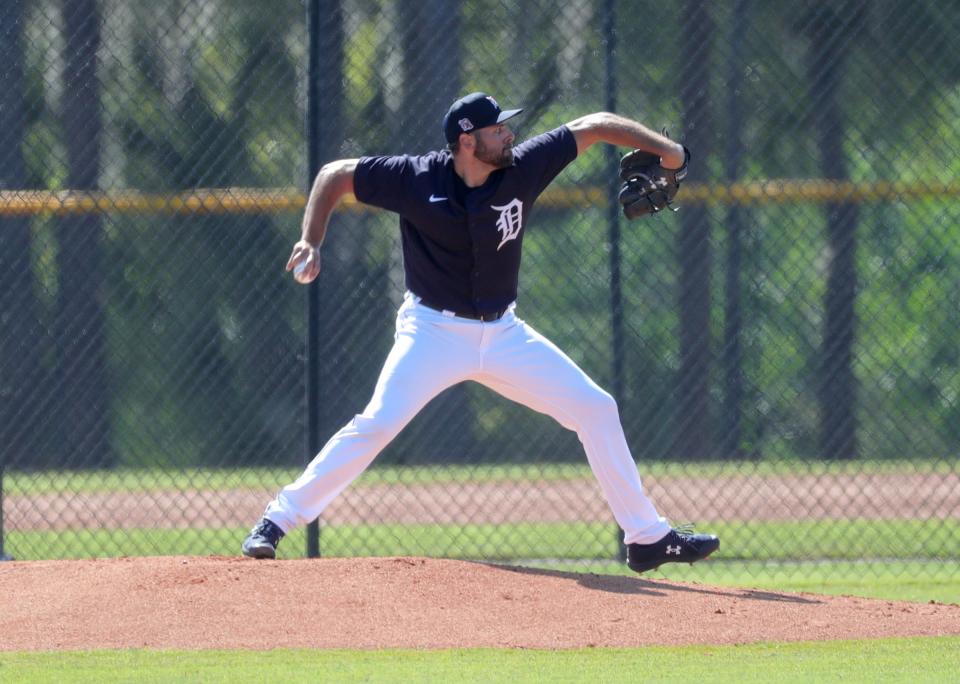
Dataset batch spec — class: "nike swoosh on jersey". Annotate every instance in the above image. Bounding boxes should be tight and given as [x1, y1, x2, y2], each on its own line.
[429, 194, 448, 203]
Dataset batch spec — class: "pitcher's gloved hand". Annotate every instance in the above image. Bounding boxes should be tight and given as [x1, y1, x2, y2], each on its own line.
[618, 145, 690, 218]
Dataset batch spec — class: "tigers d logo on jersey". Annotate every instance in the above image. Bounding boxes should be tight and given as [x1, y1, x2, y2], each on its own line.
[492, 198, 523, 251]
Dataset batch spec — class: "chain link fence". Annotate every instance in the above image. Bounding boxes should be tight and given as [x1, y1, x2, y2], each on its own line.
[1, 0, 958, 579]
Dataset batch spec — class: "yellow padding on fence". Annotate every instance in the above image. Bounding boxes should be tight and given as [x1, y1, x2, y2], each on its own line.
[1, 180, 957, 217]
[0, 188, 307, 216]
[684, 179, 960, 204]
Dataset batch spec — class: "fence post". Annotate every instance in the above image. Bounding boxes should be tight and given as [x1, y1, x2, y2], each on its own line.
[0, 465, 12, 561]
[602, 0, 627, 564]
[304, 0, 322, 559]
[304, 0, 345, 559]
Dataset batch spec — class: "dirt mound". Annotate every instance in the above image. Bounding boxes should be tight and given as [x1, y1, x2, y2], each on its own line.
[2, 556, 958, 651]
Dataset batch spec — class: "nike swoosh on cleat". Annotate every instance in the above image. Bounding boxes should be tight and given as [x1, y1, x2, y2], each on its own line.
[429, 194, 448, 203]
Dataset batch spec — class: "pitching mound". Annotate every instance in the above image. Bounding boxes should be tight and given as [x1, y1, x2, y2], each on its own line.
[2, 556, 959, 650]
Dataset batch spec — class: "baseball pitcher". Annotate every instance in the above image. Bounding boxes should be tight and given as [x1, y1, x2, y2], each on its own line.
[243, 92, 718, 573]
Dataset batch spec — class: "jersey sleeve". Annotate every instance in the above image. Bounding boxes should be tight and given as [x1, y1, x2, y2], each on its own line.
[353, 154, 416, 214]
[511, 126, 579, 199]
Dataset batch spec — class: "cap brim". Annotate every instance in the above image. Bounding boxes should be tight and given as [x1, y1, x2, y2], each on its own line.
[497, 108, 523, 124]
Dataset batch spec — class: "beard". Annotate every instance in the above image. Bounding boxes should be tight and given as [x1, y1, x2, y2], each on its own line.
[474, 136, 513, 168]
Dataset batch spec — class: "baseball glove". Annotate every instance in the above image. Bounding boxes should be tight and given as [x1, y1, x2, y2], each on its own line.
[618, 145, 690, 219]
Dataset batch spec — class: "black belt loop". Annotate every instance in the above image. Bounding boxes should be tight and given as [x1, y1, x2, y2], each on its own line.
[416, 297, 508, 322]
[476, 309, 508, 322]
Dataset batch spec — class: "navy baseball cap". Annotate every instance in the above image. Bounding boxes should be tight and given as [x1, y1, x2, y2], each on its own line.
[442, 92, 523, 144]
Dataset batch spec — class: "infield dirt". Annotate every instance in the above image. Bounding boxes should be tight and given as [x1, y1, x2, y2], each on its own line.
[2, 555, 959, 650]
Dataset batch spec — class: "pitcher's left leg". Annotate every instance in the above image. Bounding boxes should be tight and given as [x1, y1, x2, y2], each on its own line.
[478, 318, 670, 544]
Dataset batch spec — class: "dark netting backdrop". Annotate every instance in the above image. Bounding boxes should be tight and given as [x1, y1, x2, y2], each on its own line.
[1, 0, 958, 579]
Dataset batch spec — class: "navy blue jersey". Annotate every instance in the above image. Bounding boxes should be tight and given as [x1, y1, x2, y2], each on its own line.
[353, 126, 578, 316]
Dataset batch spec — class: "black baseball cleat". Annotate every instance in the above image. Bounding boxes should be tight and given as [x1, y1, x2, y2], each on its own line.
[241, 518, 285, 559]
[626, 528, 720, 573]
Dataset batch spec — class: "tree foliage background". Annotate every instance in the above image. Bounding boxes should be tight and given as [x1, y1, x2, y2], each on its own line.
[3, 0, 960, 475]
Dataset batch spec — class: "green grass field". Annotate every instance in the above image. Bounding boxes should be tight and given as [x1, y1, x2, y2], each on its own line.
[2, 638, 959, 683]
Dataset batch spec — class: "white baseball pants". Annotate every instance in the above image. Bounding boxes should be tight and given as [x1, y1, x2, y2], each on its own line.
[263, 293, 670, 545]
